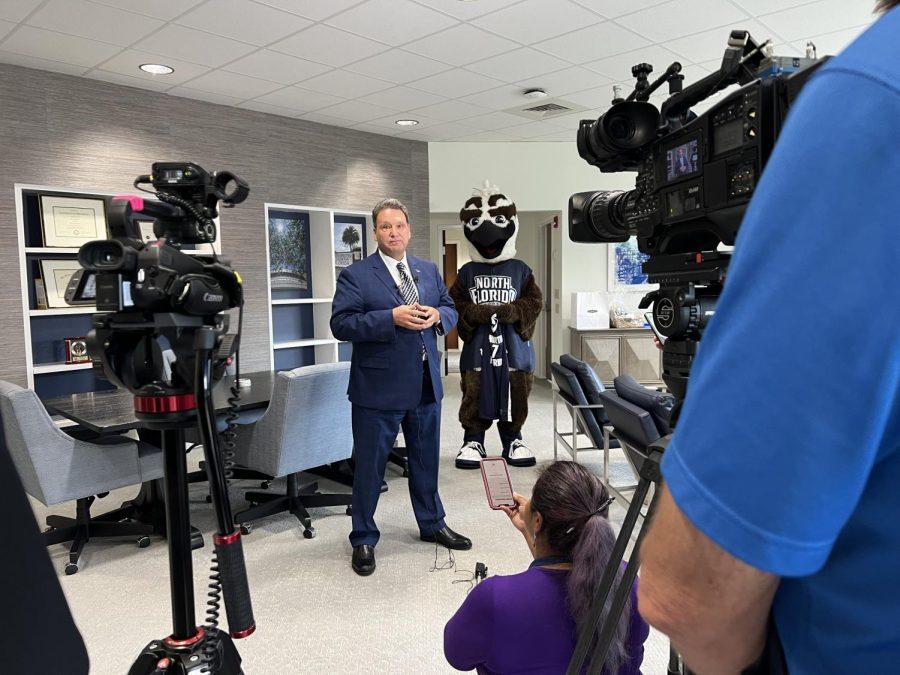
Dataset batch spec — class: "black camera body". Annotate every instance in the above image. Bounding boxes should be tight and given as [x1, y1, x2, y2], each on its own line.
[568, 32, 825, 399]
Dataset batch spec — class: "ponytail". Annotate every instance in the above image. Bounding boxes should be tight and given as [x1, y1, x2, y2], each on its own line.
[531, 462, 632, 673]
[567, 512, 631, 673]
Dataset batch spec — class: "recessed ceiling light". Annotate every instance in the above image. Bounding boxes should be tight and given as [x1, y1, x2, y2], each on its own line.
[523, 88, 549, 99]
[395, 119, 419, 126]
[139, 63, 174, 75]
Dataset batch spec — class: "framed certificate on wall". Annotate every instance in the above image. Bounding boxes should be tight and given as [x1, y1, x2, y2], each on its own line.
[39, 195, 106, 247]
[39, 259, 84, 308]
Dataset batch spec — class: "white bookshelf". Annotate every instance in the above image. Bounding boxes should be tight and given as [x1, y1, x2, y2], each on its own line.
[15, 182, 223, 397]
[264, 203, 375, 371]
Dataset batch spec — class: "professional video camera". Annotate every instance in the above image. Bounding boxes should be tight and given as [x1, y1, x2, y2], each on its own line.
[569, 31, 825, 400]
[68, 163, 255, 674]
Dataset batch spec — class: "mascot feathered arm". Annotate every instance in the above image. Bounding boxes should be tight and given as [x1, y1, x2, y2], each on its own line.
[495, 274, 543, 341]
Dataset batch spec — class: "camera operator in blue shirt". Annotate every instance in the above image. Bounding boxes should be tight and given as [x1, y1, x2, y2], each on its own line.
[638, 2, 900, 672]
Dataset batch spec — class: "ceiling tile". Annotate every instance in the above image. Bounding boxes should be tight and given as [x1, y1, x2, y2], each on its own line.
[310, 99, 397, 122]
[27, 0, 163, 47]
[0, 49, 89, 76]
[458, 83, 532, 109]
[407, 120, 477, 139]
[534, 21, 650, 64]
[564, 84, 620, 109]
[450, 110, 527, 131]
[26, 0, 163, 46]
[504, 120, 575, 139]
[299, 68, 394, 98]
[758, 0, 875, 41]
[583, 44, 684, 80]
[0, 19, 14, 40]
[467, 47, 570, 82]
[357, 85, 447, 112]
[516, 66, 611, 97]
[86, 69, 174, 92]
[662, 20, 784, 64]
[403, 23, 519, 67]
[572, 0, 671, 19]
[350, 121, 405, 136]
[407, 99, 489, 122]
[134, 25, 256, 67]
[530, 129, 576, 141]
[0, 0, 44, 22]
[407, 68, 507, 98]
[254, 0, 370, 22]
[238, 99, 304, 117]
[480, 0, 604, 44]
[362, 112, 444, 130]
[1, 25, 121, 68]
[167, 87, 247, 106]
[251, 85, 346, 111]
[88, 0, 205, 21]
[411, 0, 524, 21]
[732, 0, 818, 15]
[95, 50, 212, 86]
[345, 49, 451, 84]
[223, 50, 330, 84]
[792, 25, 869, 56]
[299, 110, 362, 126]
[181, 70, 283, 99]
[325, 0, 458, 46]
[270, 24, 389, 67]
[176, 0, 312, 46]
[616, 0, 749, 42]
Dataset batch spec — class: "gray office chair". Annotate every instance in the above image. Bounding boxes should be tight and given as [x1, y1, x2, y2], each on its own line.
[0, 380, 164, 574]
[232, 363, 354, 539]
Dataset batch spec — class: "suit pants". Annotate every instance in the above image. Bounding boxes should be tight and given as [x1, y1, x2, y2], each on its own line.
[350, 364, 446, 547]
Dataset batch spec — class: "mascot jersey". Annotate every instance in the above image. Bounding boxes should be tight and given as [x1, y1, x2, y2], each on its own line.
[456, 259, 536, 375]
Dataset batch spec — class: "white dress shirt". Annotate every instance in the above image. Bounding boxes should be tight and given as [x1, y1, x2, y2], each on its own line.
[378, 248, 416, 295]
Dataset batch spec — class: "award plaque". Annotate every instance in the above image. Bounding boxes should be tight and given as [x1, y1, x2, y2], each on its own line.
[65, 337, 90, 364]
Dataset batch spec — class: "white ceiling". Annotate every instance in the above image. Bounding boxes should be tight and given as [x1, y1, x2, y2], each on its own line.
[0, 0, 877, 142]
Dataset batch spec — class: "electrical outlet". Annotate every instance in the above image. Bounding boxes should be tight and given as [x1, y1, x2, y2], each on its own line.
[553, 289, 560, 299]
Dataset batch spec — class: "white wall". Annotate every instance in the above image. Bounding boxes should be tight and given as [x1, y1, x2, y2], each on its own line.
[429, 141, 636, 362]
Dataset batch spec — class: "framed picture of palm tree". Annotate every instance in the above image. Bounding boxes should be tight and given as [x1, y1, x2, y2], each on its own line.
[333, 215, 367, 282]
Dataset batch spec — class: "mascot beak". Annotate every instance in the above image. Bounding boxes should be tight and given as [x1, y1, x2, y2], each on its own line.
[467, 220, 516, 260]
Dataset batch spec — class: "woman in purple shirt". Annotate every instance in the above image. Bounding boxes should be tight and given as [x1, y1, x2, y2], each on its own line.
[444, 461, 648, 674]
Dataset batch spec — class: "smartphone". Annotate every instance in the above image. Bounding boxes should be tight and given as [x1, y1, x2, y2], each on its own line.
[480, 457, 515, 510]
[644, 311, 666, 345]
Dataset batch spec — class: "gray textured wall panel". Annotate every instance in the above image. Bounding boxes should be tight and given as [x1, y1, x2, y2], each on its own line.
[0, 64, 430, 387]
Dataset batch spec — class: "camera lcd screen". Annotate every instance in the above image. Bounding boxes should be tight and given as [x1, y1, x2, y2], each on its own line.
[714, 119, 744, 155]
[665, 139, 699, 182]
[79, 273, 96, 300]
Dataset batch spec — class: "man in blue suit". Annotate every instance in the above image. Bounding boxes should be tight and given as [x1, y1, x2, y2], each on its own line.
[331, 198, 471, 576]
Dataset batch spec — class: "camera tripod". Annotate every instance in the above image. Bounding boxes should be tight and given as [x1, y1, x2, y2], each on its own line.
[565, 438, 683, 674]
[119, 323, 254, 675]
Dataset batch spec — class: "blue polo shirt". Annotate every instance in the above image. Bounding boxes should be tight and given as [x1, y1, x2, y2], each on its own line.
[661, 9, 900, 673]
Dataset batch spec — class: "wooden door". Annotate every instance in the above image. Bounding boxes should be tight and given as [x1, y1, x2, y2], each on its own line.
[442, 232, 459, 349]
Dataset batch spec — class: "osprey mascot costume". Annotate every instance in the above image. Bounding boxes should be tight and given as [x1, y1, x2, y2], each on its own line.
[450, 181, 543, 469]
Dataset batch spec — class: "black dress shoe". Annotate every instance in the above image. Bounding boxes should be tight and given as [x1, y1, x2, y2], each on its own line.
[421, 526, 472, 550]
[352, 545, 376, 576]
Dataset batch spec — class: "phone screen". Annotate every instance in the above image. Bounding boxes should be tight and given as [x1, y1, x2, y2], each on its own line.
[481, 457, 515, 509]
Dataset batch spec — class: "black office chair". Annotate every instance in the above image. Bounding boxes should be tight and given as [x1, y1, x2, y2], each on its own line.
[598, 375, 674, 508]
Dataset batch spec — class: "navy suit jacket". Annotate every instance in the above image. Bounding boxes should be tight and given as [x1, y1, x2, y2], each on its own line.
[330, 252, 458, 410]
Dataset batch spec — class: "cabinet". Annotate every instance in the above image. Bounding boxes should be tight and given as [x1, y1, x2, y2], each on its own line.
[570, 328, 663, 387]
[264, 203, 374, 371]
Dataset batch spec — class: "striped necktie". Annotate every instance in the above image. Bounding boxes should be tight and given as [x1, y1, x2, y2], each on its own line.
[396, 261, 419, 305]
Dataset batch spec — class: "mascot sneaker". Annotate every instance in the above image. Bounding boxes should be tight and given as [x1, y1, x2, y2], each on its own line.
[456, 441, 487, 469]
[503, 439, 536, 467]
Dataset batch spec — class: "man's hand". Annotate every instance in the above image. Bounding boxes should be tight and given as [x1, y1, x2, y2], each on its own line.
[414, 303, 441, 329]
[392, 304, 427, 330]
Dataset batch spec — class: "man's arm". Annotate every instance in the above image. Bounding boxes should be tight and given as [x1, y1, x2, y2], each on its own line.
[433, 263, 457, 335]
[639, 487, 779, 674]
[330, 267, 395, 343]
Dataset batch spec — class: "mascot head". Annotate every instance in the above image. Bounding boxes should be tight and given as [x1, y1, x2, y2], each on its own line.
[459, 180, 518, 264]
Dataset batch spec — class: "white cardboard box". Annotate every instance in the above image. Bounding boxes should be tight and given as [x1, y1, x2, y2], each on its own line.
[572, 292, 609, 330]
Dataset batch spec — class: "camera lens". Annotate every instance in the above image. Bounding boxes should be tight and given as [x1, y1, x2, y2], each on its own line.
[607, 115, 633, 141]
